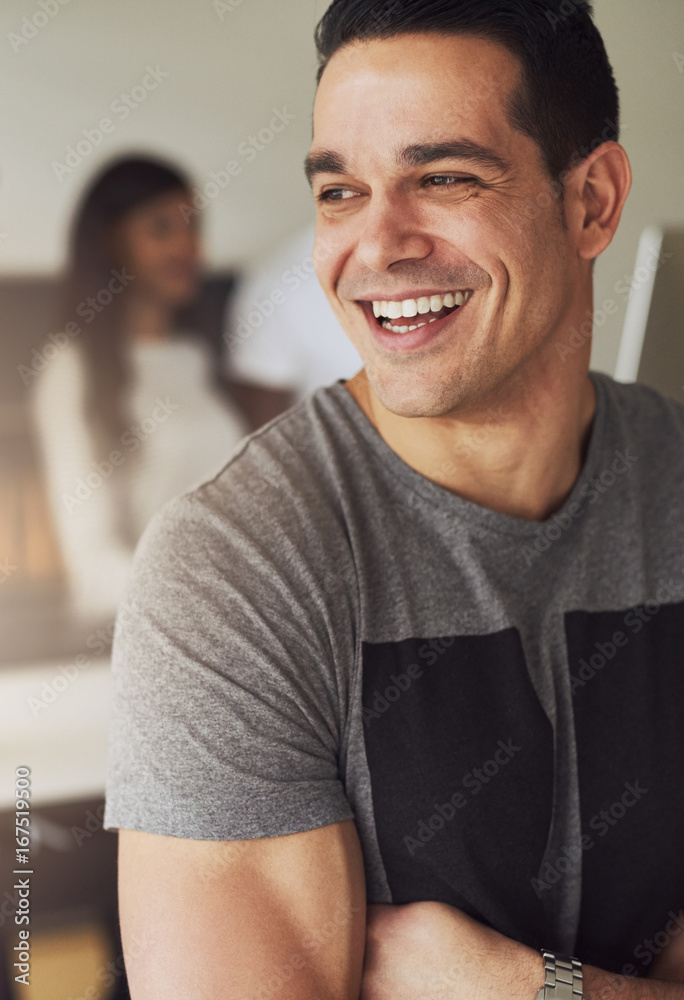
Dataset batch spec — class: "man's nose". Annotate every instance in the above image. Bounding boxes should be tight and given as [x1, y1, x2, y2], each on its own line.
[355, 191, 432, 273]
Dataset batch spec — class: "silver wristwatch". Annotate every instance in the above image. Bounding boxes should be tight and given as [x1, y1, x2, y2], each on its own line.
[536, 950, 583, 999]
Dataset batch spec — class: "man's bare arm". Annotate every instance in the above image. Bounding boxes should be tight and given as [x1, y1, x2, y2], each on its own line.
[583, 966, 684, 999]
[118, 818, 366, 999]
[358, 902, 684, 1000]
[582, 920, 684, 999]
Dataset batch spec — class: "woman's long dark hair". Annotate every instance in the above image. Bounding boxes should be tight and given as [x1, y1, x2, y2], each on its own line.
[58, 154, 198, 465]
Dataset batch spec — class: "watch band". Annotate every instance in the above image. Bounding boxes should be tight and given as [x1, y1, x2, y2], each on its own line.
[536, 950, 583, 999]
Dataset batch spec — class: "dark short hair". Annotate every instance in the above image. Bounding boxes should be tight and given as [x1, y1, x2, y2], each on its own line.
[314, 0, 620, 181]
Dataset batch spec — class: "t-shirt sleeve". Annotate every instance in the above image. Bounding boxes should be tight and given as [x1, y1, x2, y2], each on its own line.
[103, 485, 355, 840]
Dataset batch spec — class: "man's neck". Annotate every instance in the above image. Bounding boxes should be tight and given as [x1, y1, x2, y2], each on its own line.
[344, 357, 597, 523]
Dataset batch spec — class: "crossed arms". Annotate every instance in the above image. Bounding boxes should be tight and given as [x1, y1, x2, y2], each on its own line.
[118, 820, 684, 999]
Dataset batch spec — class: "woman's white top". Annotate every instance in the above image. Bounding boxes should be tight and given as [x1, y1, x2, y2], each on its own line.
[31, 333, 249, 624]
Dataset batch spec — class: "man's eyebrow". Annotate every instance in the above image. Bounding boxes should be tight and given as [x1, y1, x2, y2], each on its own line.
[398, 140, 510, 174]
[304, 149, 347, 186]
[304, 139, 510, 186]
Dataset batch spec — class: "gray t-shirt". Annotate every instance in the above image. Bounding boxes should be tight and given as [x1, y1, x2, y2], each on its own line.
[104, 370, 684, 976]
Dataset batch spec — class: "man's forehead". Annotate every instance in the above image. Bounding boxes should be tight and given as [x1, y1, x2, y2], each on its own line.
[315, 32, 519, 110]
[311, 32, 520, 152]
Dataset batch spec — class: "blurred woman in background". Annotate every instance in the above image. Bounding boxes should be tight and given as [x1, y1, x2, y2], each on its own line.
[32, 155, 248, 625]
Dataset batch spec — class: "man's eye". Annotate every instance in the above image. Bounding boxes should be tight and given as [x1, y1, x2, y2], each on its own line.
[425, 175, 476, 188]
[316, 188, 358, 202]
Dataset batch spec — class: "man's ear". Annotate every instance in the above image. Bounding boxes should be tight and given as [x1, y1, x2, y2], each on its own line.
[565, 142, 632, 261]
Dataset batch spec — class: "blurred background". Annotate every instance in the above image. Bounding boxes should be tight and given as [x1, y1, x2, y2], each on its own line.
[0, 0, 682, 996]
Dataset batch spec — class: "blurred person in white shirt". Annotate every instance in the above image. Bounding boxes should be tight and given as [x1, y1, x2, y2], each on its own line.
[32, 155, 248, 625]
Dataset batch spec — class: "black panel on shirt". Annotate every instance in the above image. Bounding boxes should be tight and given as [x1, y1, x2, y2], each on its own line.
[568, 601, 684, 976]
[361, 628, 554, 946]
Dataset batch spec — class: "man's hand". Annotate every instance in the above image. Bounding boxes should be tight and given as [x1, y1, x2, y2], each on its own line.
[359, 901, 545, 1000]
[648, 911, 684, 982]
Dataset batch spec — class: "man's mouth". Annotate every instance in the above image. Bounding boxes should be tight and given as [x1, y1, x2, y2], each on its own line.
[369, 290, 472, 333]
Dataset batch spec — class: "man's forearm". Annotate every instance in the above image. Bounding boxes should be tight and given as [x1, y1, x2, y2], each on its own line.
[583, 966, 684, 1000]
[359, 903, 684, 1000]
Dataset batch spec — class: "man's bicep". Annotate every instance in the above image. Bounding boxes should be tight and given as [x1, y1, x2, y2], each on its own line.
[118, 819, 367, 1000]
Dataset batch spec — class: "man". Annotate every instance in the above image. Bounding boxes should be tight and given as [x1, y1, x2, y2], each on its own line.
[104, 2, 684, 997]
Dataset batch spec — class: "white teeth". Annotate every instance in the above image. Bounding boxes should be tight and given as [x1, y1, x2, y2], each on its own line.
[382, 320, 429, 333]
[373, 290, 471, 320]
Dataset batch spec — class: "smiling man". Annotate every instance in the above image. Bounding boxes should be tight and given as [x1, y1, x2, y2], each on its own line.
[105, 2, 684, 998]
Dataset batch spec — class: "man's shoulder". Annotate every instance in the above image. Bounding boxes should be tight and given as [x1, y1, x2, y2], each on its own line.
[593, 370, 684, 440]
[211, 383, 352, 502]
[138, 385, 356, 562]
[123, 385, 360, 637]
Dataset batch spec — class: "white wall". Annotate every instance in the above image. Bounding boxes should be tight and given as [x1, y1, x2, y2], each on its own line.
[0, 0, 329, 272]
[590, 0, 684, 373]
[0, 0, 682, 374]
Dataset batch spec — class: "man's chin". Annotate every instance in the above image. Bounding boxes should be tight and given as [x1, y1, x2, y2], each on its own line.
[365, 368, 468, 420]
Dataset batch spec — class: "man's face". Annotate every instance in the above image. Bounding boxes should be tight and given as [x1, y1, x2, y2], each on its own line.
[307, 33, 584, 417]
